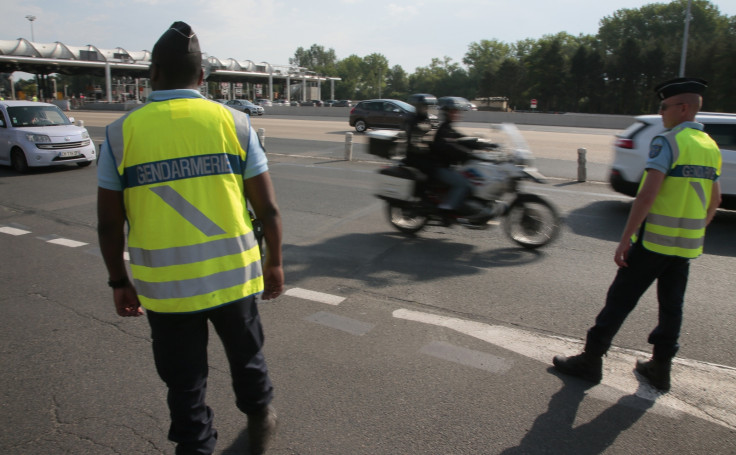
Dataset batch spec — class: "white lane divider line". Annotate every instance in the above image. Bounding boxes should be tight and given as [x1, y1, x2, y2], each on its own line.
[0, 226, 31, 236]
[285, 287, 345, 305]
[393, 308, 736, 431]
[45, 238, 88, 248]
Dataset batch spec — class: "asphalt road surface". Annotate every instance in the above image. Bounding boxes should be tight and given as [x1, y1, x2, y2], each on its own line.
[1, 112, 734, 454]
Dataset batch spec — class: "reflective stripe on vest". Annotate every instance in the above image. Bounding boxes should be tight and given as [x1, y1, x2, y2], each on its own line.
[106, 98, 263, 313]
[633, 125, 721, 258]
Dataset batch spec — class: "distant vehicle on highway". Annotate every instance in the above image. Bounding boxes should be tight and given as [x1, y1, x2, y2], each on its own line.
[300, 100, 324, 107]
[610, 112, 736, 208]
[272, 99, 290, 106]
[332, 100, 353, 107]
[256, 98, 272, 107]
[225, 99, 264, 116]
[0, 100, 95, 173]
[349, 99, 438, 133]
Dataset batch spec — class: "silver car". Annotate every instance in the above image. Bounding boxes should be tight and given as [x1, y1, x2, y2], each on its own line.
[225, 99, 264, 116]
[0, 101, 95, 173]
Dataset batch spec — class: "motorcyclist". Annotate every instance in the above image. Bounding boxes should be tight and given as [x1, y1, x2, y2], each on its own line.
[430, 96, 476, 215]
[403, 93, 437, 174]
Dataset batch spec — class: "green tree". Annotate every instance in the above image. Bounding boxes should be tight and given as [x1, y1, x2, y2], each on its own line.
[334, 54, 364, 99]
[290, 44, 338, 75]
[385, 65, 409, 99]
[360, 53, 389, 99]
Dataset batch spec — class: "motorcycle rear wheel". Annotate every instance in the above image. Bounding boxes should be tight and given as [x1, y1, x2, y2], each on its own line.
[503, 194, 560, 249]
[387, 202, 428, 234]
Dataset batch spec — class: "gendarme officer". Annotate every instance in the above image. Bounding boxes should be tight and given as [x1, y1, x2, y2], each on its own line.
[97, 21, 283, 454]
[552, 77, 722, 392]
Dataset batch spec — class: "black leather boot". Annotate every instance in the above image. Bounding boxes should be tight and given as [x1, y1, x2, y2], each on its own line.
[247, 405, 278, 454]
[552, 352, 603, 384]
[635, 358, 672, 392]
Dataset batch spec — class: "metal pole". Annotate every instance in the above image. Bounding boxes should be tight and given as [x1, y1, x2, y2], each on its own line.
[25, 15, 36, 41]
[679, 0, 692, 77]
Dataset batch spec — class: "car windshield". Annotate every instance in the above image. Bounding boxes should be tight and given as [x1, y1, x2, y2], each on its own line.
[8, 105, 72, 127]
[390, 100, 415, 113]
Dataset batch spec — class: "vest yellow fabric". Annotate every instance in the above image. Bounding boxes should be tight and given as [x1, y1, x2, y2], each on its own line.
[106, 98, 263, 312]
[633, 125, 721, 258]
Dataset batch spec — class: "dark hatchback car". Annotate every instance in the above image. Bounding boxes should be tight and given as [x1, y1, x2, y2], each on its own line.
[349, 99, 431, 133]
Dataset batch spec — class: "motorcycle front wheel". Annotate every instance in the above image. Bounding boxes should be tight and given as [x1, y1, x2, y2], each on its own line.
[387, 202, 428, 234]
[503, 193, 560, 249]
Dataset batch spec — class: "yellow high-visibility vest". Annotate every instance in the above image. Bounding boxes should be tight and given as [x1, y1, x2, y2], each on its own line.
[106, 98, 263, 312]
[634, 125, 721, 258]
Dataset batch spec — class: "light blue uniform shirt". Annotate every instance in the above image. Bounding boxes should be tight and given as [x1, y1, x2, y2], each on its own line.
[646, 121, 707, 175]
[97, 89, 268, 191]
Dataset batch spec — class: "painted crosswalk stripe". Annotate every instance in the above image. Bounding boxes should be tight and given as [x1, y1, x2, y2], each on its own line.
[393, 308, 736, 431]
[0, 226, 31, 236]
[285, 287, 345, 305]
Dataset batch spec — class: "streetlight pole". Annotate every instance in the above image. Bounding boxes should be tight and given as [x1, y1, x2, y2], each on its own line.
[25, 15, 36, 41]
[678, 0, 692, 77]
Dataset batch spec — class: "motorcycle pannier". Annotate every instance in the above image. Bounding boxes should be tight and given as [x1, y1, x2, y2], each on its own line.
[376, 166, 419, 201]
[367, 131, 402, 159]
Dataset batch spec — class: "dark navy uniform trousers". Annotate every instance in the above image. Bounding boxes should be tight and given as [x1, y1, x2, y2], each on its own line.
[147, 295, 273, 455]
[585, 241, 690, 360]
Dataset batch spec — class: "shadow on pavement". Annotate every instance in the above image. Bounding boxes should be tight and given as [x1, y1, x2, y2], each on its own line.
[566, 200, 736, 257]
[500, 368, 654, 455]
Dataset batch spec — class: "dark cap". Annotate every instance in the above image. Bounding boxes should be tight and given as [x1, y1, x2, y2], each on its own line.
[152, 21, 201, 63]
[654, 77, 707, 100]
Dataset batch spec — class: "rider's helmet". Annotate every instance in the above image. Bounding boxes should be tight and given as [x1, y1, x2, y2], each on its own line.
[407, 93, 437, 108]
[437, 96, 471, 111]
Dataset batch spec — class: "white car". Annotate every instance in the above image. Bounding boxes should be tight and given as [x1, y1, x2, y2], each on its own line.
[0, 101, 96, 173]
[609, 112, 736, 209]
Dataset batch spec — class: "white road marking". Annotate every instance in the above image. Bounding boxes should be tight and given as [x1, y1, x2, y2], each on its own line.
[420, 341, 513, 374]
[0, 226, 31, 236]
[393, 308, 736, 430]
[46, 238, 88, 248]
[285, 287, 345, 305]
[305, 311, 374, 336]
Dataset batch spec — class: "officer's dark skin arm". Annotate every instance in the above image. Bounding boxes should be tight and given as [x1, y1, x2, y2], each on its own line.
[245, 171, 284, 300]
[97, 187, 143, 317]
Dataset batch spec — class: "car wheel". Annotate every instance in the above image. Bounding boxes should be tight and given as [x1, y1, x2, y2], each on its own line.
[77, 161, 92, 168]
[11, 148, 29, 173]
[355, 120, 367, 133]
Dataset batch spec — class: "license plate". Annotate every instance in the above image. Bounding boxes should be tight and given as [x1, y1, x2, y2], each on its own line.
[59, 150, 79, 158]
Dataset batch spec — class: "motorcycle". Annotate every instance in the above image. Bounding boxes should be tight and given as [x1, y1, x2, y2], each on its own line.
[369, 123, 560, 249]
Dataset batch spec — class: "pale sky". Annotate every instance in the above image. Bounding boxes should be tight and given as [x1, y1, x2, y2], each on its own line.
[2, 0, 735, 73]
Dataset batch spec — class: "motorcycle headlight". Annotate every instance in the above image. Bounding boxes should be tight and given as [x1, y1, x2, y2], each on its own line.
[26, 133, 51, 143]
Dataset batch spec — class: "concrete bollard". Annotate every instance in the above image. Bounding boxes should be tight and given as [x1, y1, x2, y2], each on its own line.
[577, 148, 587, 182]
[257, 128, 266, 148]
[345, 132, 353, 161]
[78, 120, 84, 127]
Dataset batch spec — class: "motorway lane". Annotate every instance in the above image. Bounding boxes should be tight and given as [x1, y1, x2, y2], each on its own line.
[1, 210, 734, 454]
[74, 110, 617, 182]
[2, 125, 736, 453]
